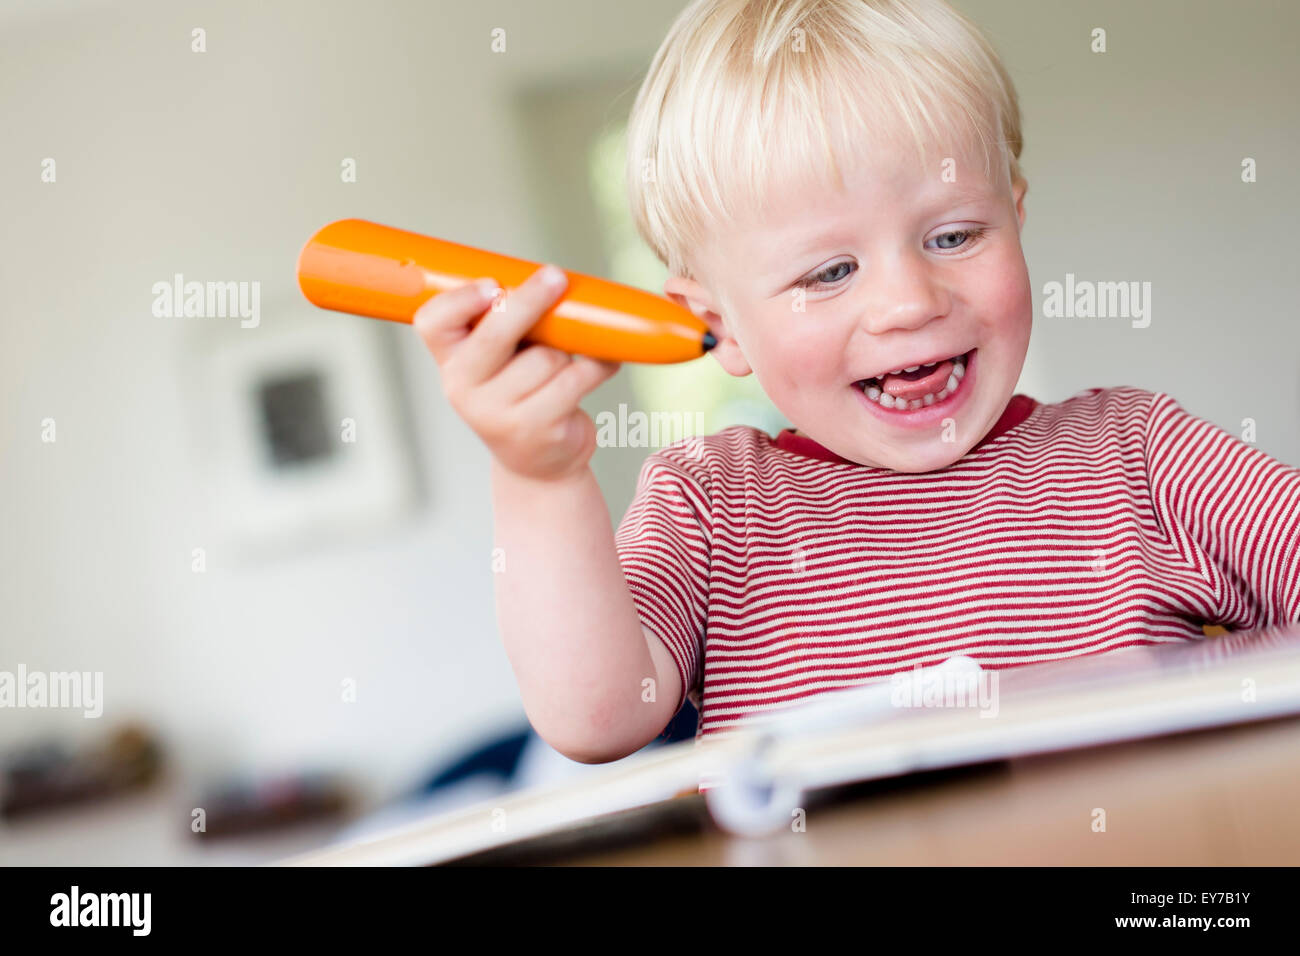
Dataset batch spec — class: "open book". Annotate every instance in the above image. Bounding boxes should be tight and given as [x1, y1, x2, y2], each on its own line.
[281, 622, 1300, 865]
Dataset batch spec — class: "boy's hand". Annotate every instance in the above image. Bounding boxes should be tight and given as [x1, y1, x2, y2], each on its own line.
[413, 264, 621, 483]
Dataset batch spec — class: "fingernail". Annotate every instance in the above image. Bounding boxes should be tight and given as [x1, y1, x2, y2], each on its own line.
[539, 265, 566, 288]
[476, 278, 499, 299]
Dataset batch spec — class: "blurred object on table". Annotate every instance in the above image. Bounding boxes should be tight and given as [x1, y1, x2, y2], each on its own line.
[189, 770, 352, 839]
[0, 723, 163, 820]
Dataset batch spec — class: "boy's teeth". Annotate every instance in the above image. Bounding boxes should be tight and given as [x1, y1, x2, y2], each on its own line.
[881, 353, 964, 379]
[858, 352, 968, 410]
[870, 381, 954, 409]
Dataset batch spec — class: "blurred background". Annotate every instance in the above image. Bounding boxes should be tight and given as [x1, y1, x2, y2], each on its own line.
[1, 0, 1296, 864]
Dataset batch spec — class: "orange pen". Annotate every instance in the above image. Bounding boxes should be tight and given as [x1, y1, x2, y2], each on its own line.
[296, 219, 716, 363]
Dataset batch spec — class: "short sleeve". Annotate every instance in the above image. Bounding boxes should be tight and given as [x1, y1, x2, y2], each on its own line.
[614, 451, 712, 720]
[1144, 391, 1300, 627]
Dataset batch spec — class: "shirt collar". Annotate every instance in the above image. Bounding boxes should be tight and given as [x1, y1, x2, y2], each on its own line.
[773, 393, 1039, 465]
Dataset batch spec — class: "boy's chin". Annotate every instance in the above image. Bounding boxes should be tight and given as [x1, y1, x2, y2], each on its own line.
[806, 428, 968, 472]
[830, 419, 980, 472]
[860, 443, 967, 473]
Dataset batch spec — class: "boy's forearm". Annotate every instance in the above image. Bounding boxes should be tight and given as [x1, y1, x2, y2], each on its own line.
[490, 458, 663, 761]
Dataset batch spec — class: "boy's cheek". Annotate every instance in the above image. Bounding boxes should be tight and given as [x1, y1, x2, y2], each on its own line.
[977, 250, 1033, 327]
[747, 318, 842, 395]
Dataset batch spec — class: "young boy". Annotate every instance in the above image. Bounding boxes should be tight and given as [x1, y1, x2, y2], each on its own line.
[414, 0, 1299, 765]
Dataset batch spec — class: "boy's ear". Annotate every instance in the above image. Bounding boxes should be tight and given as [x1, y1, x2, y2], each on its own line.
[663, 275, 752, 377]
[1013, 177, 1028, 231]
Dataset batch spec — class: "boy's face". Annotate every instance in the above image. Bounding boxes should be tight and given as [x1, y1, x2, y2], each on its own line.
[666, 137, 1032, 472]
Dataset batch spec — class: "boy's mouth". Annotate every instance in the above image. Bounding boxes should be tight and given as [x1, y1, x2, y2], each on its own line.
[852, 348, 974, 410]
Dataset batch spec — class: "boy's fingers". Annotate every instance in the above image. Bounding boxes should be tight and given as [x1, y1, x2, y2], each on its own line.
[447, 265, 569, 389]
[412, 279, 499, 366]
[481, 344, 574, 406]
[519, 356, 621, 423]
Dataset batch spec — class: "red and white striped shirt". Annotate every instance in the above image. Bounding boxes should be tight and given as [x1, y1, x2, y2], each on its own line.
[614, 387, 1300, 740]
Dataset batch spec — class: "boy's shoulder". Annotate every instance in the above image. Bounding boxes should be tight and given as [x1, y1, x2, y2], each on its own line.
[634, 423, 778, 486]
[643, 422, 777, 463]
[1024, 386, 1225, 460]
[1035, 385, 1183, 432]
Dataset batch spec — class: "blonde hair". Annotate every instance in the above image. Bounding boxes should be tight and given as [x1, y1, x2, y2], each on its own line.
[624, 0, 1023, 279]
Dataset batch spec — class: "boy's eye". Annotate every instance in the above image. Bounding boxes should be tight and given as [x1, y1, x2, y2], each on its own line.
[926, 227, 986, 252]
[794, 229, 987, 290]
[797, 260, 856, 290]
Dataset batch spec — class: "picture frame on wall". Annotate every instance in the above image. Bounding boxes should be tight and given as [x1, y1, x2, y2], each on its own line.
[195, 305, 419, 560]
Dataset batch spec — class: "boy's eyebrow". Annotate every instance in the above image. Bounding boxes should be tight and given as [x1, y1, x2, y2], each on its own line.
[780, 226, 860, 262]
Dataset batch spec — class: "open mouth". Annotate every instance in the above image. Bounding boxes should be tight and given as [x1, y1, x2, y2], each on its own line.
[853, 349, 974, 411]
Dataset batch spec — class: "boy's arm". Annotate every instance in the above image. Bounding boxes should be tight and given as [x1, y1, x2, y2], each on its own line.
[1145, 392, 1300, 627]
[490, 459, 684, 763]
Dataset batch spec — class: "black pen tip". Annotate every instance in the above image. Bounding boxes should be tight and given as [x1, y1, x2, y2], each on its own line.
[701, 331, 717, 352]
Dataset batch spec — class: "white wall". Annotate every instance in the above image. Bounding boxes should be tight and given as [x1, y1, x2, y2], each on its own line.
[1, 0, 1296, 802]
[964, 0, 1299, 458]
[0, 0, 695, 798]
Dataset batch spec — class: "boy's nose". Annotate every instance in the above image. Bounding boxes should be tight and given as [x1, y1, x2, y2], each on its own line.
[858, 250, 951, 335]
